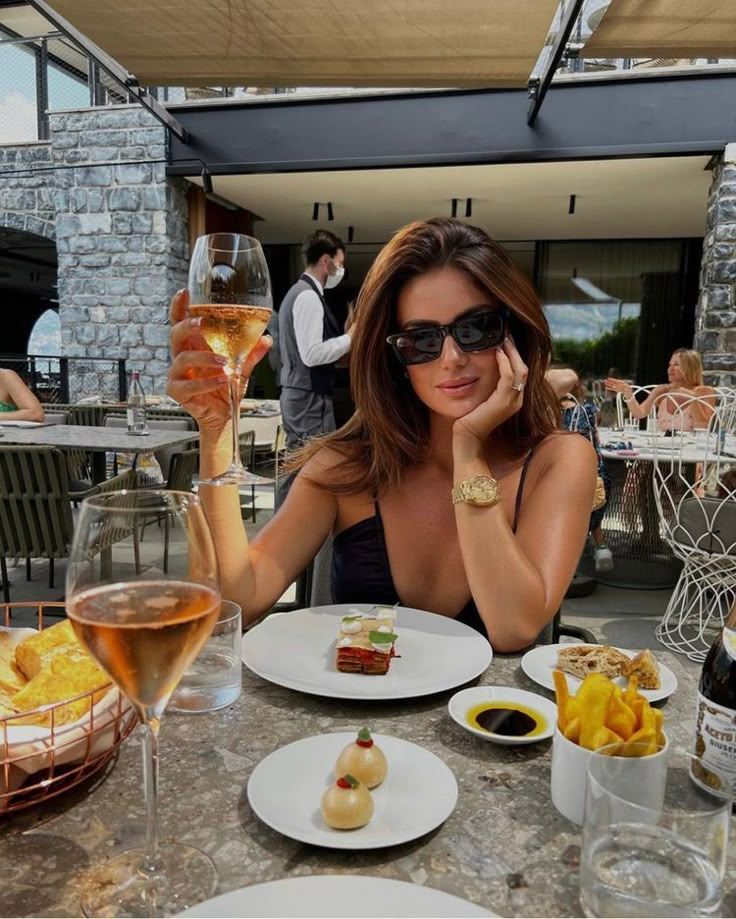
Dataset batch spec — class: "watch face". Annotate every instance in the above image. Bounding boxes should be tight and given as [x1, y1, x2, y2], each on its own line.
[468, 476, 499, 506]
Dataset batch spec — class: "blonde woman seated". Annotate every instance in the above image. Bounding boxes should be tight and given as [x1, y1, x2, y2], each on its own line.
[167, 218, 596, 653]
[0, 369, 44, 422]
[606, 349, 715, 432]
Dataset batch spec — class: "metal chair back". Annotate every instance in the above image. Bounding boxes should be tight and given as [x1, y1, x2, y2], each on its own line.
[652, 391, 736, 659]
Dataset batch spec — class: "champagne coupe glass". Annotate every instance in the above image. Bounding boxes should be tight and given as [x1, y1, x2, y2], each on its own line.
[188, 232, 273, 486]
[66, 490, 221, 917]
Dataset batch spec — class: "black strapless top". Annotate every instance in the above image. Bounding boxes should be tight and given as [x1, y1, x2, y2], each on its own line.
[331, 450, 535, 638]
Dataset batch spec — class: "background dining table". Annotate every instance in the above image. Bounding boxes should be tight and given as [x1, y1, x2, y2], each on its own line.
[1, 616, 732, 919]
[0, 424, 199, 484]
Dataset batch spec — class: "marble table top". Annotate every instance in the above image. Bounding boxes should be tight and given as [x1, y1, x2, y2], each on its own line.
[2, 628, 733, 918]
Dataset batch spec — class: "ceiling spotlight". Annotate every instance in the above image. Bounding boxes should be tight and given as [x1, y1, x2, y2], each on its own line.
[312, 202, 320, 220]
[568, 194, 576, 215]
[465, 198, 473, 219]
[327, 202, 334, 222]
[451, 198, 459, 218]
[348, 226, 355, 243]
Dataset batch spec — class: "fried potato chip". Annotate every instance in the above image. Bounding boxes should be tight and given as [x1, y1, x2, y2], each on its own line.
[553, 669, 666, 757]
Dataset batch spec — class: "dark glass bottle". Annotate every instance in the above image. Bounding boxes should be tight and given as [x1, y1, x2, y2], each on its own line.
[692, 602, 736, 797]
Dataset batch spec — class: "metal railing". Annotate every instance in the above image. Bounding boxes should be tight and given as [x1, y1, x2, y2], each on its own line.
[0, 354, 127, 403]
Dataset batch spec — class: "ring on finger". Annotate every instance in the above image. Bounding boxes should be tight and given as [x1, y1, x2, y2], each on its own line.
[511, 381, 525, 393]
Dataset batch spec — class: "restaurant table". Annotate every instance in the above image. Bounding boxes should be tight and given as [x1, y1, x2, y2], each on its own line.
[581, 427, 691, 591]
[2, 629, 733, 918]
[0, 424, 198, 484]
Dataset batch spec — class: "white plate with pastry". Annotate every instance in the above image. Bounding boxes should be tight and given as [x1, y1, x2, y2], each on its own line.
[520, 642, 677, 703]
[242, 604, 492, 700]
[179, 874, 496, 917]
[247, 732, 458, 850]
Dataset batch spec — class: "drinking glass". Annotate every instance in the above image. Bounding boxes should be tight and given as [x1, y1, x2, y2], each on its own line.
[581, 743, 731, 918]
[66, 490, 221, 917]
[168, 599, 242, 713]
[188, 232, 273, 486]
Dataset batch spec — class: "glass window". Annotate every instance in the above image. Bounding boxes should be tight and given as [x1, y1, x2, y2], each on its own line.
[537, 240, 686, 384]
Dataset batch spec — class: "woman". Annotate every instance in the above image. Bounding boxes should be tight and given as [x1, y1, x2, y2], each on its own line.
[168, 219, 596, 652]
[606, 350, 715, 432]
[0, 369, 44, 422]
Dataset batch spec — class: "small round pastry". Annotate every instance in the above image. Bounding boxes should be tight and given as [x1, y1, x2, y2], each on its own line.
[335, 727, 388, 789]
[321, 774, 374, 829]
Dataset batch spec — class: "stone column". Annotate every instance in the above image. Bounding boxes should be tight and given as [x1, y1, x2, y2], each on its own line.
[50, 105, 188, 398]
[695, 143, 736, 388]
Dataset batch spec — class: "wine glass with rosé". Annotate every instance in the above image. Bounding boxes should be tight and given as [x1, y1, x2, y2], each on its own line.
[188, 232, 273, 486]
[66, 489, 221, 917]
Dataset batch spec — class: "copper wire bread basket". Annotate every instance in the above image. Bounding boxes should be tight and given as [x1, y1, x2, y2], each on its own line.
[0, 602, 137, 815]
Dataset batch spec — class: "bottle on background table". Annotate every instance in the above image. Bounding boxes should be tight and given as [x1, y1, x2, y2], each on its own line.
[127, 371, 149, 436]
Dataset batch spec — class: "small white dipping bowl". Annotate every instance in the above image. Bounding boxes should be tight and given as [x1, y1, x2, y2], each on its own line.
[448, 686, 556, 746]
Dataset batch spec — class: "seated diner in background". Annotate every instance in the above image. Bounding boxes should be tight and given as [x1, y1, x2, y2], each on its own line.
[0, 368, 44, 423]
[167, 218, 597, 653]
[605, 349, 716, 433]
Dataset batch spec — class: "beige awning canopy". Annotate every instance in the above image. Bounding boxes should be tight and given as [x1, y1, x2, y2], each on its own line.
[41, 0, 561, 88]
[584, 0, 736, 59]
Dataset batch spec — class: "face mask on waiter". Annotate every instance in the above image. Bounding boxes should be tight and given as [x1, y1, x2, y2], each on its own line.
[324, 256, 345, 289]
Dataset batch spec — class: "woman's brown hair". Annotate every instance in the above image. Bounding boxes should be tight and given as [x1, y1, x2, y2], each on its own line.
[290, 218, 559, 496]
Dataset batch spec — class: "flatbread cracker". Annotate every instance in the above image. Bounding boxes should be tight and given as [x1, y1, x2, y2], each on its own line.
[11, 654, 108, 727]
[15, 620, 80, 680]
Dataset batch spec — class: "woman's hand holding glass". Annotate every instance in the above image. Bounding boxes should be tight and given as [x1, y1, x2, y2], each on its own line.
[167, 288, 272, 436]
[452, 336, 528, 450]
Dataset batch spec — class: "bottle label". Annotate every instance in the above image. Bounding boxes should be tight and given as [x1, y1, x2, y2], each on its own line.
[691, 690, 736, 796]
[722, 627, 736, 663]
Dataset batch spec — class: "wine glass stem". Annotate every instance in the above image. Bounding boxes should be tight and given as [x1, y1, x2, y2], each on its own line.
[228, 368, 245, 470]
[142, 718, 162, 875]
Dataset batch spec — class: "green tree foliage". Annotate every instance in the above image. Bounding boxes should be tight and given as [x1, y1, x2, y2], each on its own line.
[552, 317, 639, 377]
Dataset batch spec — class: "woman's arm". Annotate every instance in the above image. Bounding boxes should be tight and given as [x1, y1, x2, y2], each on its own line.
[0, 370, 44, 422]
[605, 378, 669, 420]
[453, 342, 595, 651]
[167, 290, 335, 624]
[454, 434, 595, 652]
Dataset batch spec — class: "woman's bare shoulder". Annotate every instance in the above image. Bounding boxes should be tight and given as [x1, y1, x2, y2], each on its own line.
[533, 431, 597, 466]
[300, 444, 360, 487]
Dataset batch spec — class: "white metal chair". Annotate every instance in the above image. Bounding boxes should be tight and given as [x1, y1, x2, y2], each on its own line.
[652, 392, 736, 660]
[614, 384, 656, 432]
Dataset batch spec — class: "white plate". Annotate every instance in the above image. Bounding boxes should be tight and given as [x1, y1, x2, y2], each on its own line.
[448, 686, 556, 745]
[520, 642, 677, 703]
[242, 604, 492, 700]
[180, 875, 496, 917]
[247, 732, 458, 850]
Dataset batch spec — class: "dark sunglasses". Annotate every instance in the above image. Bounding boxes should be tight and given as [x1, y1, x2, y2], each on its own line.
[386, 308, 508, 366]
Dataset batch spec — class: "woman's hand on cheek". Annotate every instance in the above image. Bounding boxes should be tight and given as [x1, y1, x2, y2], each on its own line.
[452, 337, 528, 449]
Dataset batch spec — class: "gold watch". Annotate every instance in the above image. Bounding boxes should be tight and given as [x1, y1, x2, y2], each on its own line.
[451, 475, 502, 507]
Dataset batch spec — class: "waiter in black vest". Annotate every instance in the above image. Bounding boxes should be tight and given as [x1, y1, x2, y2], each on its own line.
[277, 230, 352, 451]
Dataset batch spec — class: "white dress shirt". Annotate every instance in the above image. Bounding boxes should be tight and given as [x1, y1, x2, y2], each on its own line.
[292, 274, 351, 368]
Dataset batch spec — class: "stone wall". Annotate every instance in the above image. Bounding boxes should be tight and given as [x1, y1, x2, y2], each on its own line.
[0, 142, 55, 240]
[695, 143, 736, 388]
[49, 105, 188, 397]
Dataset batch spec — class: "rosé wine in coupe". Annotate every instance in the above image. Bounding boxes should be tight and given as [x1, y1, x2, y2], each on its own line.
[68, 580, 220, 717]
[189, 303, 271, 366]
